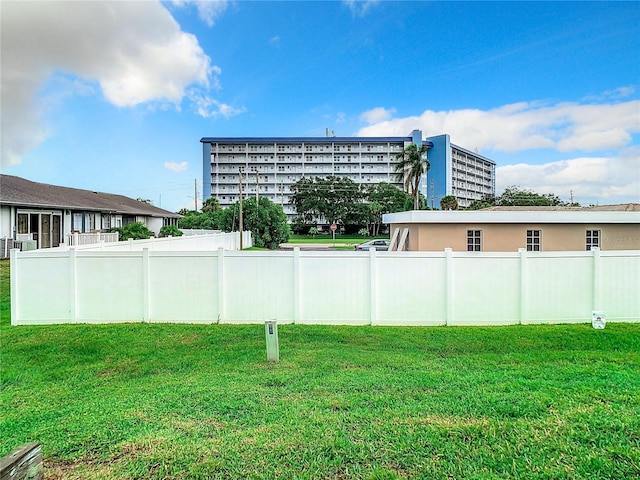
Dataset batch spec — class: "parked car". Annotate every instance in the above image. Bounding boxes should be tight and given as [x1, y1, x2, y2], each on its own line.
[355, 239, 391, 251]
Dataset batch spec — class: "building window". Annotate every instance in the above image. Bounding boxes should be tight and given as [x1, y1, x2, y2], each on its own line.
[467, 230, 482, 251]
[586, 230, 600, 250]
[17, 214, 28, 234]
[526, 230, 542, 251]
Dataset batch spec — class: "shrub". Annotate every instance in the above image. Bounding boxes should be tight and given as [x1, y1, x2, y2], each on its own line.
[158, 225, 183, 238]
[119, 222, 152, 241]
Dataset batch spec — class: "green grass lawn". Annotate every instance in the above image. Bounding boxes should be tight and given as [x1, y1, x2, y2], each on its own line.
[1, 259, 639, 479]
[287, 234, 387, 245]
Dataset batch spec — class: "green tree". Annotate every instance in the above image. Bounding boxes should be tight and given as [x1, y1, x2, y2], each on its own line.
[467, 194, 496, 210]
[359, 182, 411, 235]
[440, 195, 459, 210]
[158, 225, 183, 238]
[393, 143, 430, 210]
[224, 197, 290, 249]
[202, 197, 221, 213]
[178, 210, 220, 230]
[466, 187, 574, 210]
[290, 176, 363, 226]
[496, 186, 569, 207]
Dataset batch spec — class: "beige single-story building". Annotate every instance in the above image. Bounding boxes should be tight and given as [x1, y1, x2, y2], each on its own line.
[383, 204, 640, 252]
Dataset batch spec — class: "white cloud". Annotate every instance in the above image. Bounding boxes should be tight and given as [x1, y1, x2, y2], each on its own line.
[343, 0, 380, 17]
[357, 94, 640, 204]
[189, 92, 246, 119]
[496, 148, 640, 204]
[171, 0, 229, 27]
[360, 107, 396, 124]
[164, 161, 189, 172]
[0, 1, 218, 168]
[357, 98, 640, 153]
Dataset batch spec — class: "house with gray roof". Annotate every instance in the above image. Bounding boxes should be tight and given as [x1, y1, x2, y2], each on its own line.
[0, 175, 181, 250]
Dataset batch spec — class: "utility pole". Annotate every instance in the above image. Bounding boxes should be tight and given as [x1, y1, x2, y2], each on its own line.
[570, 190, 574, 205]
[238, 168, 244, 249]
[194, 178, 198, 211]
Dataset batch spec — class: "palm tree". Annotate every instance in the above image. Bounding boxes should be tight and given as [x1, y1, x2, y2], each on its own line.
[393, 143, 429, 210]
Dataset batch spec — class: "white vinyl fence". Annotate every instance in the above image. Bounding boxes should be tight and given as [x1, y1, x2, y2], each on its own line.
[57, 231, 252, 252]
[10, 246, 639, 326]
[66, 232, 119, 246]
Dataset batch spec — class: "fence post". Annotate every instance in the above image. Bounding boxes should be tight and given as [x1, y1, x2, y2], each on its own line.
[293, 247, 301, 324]
[10, 248, 19, 326]
[369, 248, 377, 326]
[217, 248, 224, 323]
[519, 248, 527, 325]
[142, 248, 150, 322]
[445, 248, 453, 326]
[69, 248, 77, 323]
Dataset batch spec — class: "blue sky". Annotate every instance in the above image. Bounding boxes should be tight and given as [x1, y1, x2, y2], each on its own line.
[2, 0, 639, 212]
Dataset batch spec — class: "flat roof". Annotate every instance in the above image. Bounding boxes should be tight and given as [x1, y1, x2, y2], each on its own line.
[201, 136, 412, 144]
[383, 209, 640, 225]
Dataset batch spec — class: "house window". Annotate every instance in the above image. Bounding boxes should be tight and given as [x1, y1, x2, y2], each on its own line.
[586, 230, 600, 250]
[467, 230, 482, 251]
[17, 214, 28, 234]
[526, 230, 542, 251]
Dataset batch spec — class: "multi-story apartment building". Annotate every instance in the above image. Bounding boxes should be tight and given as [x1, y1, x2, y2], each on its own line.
[200, 130, 495, 216]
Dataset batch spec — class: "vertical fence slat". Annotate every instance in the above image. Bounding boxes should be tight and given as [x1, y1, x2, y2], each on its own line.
[142, 248, 150, 322]
[445, 248, 453, 326]
[69, 248, 77, 323]
[519, 248, 527, 324]
[369, 249, 377, 326]
[293, 248, 300, 324]
[217, 248, 224, 323]
[10, 249, 18, 326]
[592, 247, 601, 312]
